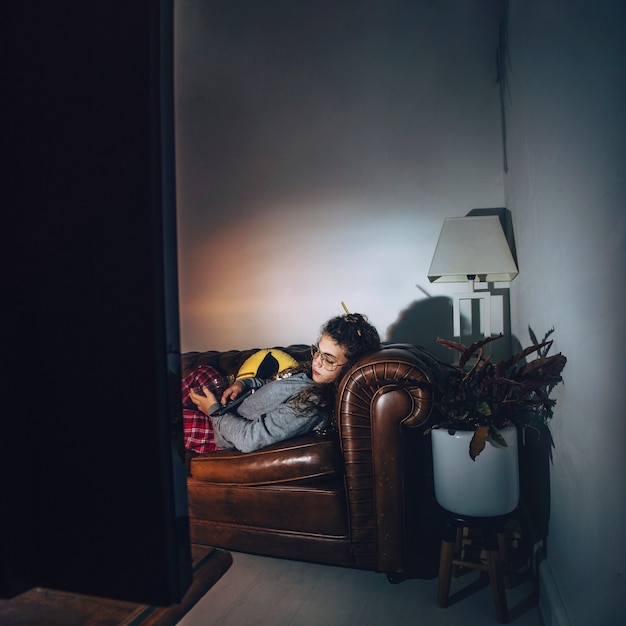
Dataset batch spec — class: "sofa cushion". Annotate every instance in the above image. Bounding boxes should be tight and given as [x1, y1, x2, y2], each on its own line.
[181, 344, 311, 379]
[190, 434, 341, 486]
[236, 348, 299, 380]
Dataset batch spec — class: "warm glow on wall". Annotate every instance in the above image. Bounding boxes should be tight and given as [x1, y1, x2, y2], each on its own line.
[174, 0, 506, 352]
[177, 198, 450, 351]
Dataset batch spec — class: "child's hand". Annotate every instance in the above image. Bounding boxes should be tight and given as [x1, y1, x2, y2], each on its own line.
[220, 380, 246, 404]
[189, 386, 218, 415]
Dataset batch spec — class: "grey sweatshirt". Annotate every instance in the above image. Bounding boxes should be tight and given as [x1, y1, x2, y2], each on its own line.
[209, 373, 329, 453]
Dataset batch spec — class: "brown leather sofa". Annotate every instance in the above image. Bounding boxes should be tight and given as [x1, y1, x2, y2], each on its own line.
[182, 343, 441, 581]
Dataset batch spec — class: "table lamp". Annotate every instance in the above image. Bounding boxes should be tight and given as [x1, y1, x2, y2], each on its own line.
[427, 215, 518, 338]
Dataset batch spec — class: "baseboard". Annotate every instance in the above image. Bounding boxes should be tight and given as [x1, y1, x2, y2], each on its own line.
[536, 550, 571, 626]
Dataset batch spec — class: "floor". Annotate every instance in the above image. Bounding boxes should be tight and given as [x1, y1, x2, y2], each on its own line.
[178, 551, 544, 626]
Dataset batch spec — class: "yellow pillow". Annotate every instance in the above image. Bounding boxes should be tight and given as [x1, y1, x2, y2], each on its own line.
[236, 349, 299, 380]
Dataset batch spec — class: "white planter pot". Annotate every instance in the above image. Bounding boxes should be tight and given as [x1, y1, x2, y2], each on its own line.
[431, 426, 519, 517]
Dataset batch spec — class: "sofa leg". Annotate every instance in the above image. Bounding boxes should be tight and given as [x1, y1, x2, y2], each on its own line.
[386, 573, 406, 584]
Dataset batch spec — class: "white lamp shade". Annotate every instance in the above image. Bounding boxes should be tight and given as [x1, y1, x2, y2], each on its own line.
[428, 215, 519, 283]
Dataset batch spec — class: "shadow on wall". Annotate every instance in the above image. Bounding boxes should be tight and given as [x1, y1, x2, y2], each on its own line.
[388, 291, 519, 363]
[386, 296, 456, 363]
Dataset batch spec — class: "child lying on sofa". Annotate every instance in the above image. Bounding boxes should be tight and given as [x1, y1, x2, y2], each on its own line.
[182, 312, 381, 454]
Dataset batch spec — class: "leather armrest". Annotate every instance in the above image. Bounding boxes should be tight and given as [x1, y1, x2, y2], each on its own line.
[337, 344, 434, 572]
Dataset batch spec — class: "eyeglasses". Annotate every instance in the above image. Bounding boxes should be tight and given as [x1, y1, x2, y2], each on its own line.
[310, 344, 347, 372]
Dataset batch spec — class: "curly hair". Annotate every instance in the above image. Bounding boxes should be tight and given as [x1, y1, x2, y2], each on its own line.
[286, 313, 381, 421]
[320, 312, 381, 365]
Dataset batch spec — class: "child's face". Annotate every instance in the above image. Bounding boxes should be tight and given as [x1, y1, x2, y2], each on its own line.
[311, 334, 348, 384]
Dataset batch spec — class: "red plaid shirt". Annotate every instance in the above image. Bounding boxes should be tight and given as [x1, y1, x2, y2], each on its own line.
[181, 365, 228, 454]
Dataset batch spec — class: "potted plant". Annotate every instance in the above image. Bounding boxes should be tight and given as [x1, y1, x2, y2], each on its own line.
[425, 329, 567, 517]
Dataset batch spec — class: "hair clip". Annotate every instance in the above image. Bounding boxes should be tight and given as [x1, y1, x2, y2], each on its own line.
[341, 301, 362, 335]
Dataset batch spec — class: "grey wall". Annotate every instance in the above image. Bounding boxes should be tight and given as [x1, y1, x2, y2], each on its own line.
[504, 1, 626, 624]
[174, 0, 505, 352]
